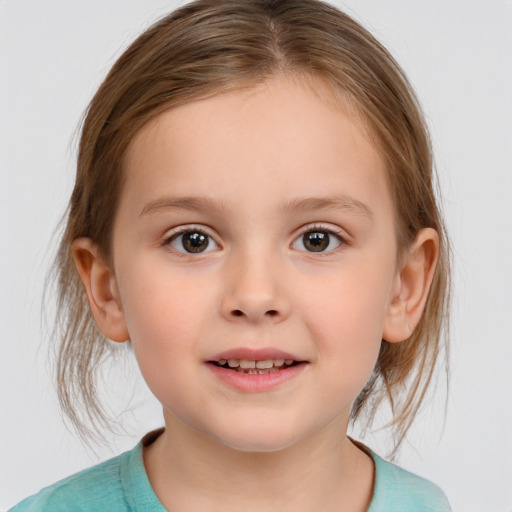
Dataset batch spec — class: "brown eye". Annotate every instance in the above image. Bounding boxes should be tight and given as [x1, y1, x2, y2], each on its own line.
[303, 231, 329, 252]
[169, 230, 218, 253]
[292, 229, 342, 253]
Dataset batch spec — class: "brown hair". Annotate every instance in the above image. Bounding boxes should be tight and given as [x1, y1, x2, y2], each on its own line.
[52, 0, 450, 453]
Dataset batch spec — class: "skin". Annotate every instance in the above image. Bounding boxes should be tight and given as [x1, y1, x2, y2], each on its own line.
[73, 75, 439, 512]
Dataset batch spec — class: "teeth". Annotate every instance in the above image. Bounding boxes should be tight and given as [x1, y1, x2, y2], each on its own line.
[256, 359, 273, 369]
[219, 358, 296, 370]
[237, 367, 281, 375]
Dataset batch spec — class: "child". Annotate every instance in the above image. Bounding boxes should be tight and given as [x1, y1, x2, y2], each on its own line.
[11, 0, 451, 510]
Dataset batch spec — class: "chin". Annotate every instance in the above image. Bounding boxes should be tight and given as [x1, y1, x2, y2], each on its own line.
[222, 438, 298, 454]
[210, 422, 304, 454]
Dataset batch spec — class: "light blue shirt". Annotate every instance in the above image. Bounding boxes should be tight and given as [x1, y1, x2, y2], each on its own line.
[11, 434, 451, 511]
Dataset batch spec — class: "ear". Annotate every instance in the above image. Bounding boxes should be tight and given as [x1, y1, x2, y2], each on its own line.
[72, 238, 130, 342]
[383, 228, 439, 343]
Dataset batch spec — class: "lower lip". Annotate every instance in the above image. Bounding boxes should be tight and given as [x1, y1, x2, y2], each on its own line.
[206, 363, 307, 392]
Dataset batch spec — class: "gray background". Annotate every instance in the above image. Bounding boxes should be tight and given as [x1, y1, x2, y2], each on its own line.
[1, 1, 511, 510]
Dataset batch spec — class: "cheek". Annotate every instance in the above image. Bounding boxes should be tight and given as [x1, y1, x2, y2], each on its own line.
[300, 259, 394, 338]
[119, 278, 212, 418]
[116, 265, 215, 380]
[296, 257, 395, 388]
[119, 256, 213, 332]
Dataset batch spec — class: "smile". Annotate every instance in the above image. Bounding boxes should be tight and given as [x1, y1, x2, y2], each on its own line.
[206, 350, 308, 392]
[210, 359, 298, 374]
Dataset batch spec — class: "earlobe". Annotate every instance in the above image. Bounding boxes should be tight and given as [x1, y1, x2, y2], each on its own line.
[383, 228, 439, 343]
[71, 238, 130, 342]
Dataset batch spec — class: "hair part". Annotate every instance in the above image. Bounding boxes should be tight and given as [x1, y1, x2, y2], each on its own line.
[53, 0, 450, 455]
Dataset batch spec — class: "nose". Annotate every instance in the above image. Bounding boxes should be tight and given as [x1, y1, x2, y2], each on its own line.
[220, 250, 291, 324]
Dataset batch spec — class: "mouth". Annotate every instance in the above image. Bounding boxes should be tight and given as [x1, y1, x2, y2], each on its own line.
[208, 358, 301, 375]
[206, 350, 308, 391]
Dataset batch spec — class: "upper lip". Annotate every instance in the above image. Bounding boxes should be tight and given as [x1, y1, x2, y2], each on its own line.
[207, 347, 305, 362]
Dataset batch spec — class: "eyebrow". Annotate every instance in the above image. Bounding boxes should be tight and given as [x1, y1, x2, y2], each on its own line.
[279, 196, 374, 219]
[140, 194, 373, 219]
[140, 196, 227, 217]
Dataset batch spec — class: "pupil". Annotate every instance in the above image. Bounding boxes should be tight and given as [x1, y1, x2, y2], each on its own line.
[304, 231, 329, 252]
[183, 232, 209, 253]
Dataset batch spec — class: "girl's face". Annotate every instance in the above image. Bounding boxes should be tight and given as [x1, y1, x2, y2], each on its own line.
[111, 76, 402, 452]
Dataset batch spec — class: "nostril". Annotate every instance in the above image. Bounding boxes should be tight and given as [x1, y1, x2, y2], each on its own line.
[230, 309, 279, 318]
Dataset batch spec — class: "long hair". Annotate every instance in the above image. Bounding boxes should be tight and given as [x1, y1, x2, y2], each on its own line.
[52, 0, 450, 454]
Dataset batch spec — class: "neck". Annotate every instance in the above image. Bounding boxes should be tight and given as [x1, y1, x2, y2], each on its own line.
[144, 414, 374, 512]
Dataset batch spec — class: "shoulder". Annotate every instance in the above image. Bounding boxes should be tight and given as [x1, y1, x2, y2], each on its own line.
[367, 449, 451, 512]
[10, 446, 136, 512]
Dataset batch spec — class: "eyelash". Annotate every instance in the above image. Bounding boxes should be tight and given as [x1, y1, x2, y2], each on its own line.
[164, 225, 220, 256]
[292, 224, 347, 255]
[163, 224, 348, 255]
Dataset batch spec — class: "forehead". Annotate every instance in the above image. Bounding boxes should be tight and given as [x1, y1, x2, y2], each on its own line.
[120, 75, 391, 221]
